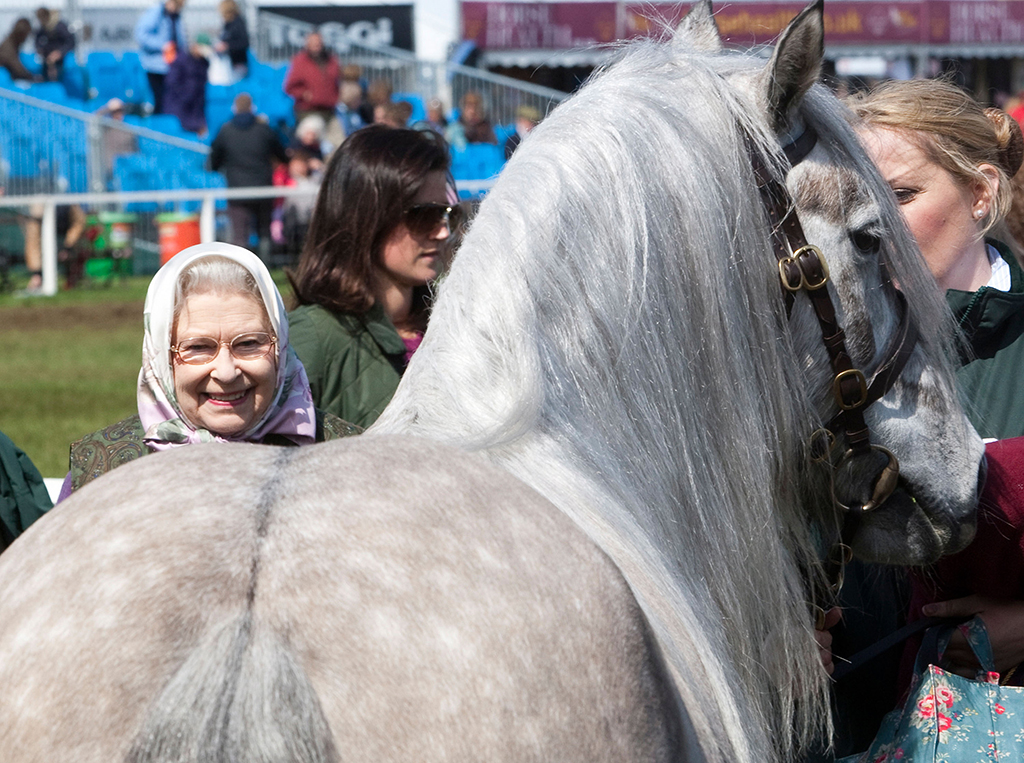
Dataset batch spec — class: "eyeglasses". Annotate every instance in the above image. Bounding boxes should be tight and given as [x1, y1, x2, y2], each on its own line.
[403, 203, 461, 236]
[171, 332, 277, 365]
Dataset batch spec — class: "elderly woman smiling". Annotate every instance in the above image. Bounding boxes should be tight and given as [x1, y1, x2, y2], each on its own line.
[59, 242, 356, 500]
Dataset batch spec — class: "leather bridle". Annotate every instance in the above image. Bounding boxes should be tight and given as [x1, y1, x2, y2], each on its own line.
[748, 124, 921, 623]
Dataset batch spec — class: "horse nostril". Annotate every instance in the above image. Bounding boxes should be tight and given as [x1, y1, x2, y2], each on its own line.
[977, 454, 989, 499]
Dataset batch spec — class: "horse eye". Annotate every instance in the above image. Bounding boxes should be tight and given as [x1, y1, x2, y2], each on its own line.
[850, 229, 881, 256]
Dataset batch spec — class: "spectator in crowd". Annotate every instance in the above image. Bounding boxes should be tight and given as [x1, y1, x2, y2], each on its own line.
[504, 105, 541, 160]
[0, 18, 39, 83]
[96, 98, 139, 187]
[134, 0, 188, 114]
[288, 126, 458, 428]
[0, 429, 51, 552]
[419, 98, 448, 134]
[163, 37, 208, 136]
[59, 243, 357, 501]
[360, 78, 393, 125]
[335, 78, 365, 139]
[375, 100, 412, 129]
[340, 63, 362, 85]
[17, 203, 92, 294]
[445, 91, 497, 150]
[34, 7, 74, 83]
[272, 147, 320, 260]
[17, 204, 44, 295]
[283, 30, 343, 148]
[209, 93, 288, 261]
[214, 0, 248, 83]
[289, 114, 327, 166]
[56, 204, 88, 288]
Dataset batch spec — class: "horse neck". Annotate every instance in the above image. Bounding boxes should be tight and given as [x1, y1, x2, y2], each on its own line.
[375, 100, 830, 763]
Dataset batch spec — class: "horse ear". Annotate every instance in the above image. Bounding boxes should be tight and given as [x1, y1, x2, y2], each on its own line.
[674, 0, 722, 52]
[762, 0, 824, 132]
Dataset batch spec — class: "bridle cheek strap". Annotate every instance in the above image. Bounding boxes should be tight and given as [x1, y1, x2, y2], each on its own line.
[826, 287, 920, 449]
[749, 125, 920, 464]
[748, 125, 922, 626]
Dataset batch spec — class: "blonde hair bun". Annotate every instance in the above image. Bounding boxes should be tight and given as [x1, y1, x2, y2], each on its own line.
[985, 108, 1024, 178]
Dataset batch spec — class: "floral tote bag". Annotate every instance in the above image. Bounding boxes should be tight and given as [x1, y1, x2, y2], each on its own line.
[840, 617, 1024, 763]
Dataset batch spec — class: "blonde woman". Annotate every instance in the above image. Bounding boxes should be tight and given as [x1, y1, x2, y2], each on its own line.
[849, 78, 1024, 439]
[819, 80, 1024, 758]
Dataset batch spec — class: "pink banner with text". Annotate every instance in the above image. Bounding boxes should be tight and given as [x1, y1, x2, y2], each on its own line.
[461, 1, 1024, 49]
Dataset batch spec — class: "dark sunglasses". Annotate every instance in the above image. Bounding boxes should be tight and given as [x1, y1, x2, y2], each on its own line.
[403, 203, 461, 236]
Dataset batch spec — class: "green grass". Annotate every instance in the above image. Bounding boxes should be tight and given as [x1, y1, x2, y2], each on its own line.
[1, 322, 141, 478]
[0, 271, 296, 478]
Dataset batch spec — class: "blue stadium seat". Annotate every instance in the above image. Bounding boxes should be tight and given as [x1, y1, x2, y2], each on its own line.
[86, 51, 123, 101]
[113, 154, 161, 211]
[205, 84, 234, 138]
[3, 133, 45, 179]
[119, 51, 151, 104]
[251, 60, 286, 94]
[60, 60, 88, 101]
[28, 82, 70, 105]
[146, 113, 188, 137]
[260, 92, 294, 133]
[52, 119, 89, 193]
[450, 143, 506, 182]
[18, 52, 42, 80]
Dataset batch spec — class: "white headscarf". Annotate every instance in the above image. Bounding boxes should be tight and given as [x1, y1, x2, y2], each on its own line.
[137, 242, 317, 449]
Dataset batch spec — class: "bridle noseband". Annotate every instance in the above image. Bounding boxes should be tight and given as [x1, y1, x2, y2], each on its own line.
[748, 124, 921, 623]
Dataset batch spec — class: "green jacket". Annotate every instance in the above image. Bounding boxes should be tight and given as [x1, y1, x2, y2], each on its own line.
[69, 409, 358, 493]
[0, 430, 52, 551]
[946, 240, 1024, 440]
[288, 303, 408, 429]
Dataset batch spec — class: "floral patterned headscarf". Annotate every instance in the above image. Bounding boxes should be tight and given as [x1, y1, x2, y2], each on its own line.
[137, 242, 316, 450]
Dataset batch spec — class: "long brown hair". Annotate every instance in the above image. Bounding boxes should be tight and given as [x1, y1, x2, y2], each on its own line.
[288, 125, 451, 316]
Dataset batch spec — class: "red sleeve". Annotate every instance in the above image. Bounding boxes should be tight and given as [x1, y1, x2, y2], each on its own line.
[912, 436, 1024, 607]
[283, 55, 304, 99]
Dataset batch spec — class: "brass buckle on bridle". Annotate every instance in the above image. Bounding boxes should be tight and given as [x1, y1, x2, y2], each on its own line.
[779, 244, 829, 292]
[833, 368, 868, 411]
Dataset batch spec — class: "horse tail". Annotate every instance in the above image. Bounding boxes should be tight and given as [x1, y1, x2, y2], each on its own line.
[125, 612, 338, 763]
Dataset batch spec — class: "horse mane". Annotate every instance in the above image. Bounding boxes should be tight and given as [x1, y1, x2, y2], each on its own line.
[373, 35, 958, 763]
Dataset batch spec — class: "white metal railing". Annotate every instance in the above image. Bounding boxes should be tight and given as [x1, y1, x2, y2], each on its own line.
[0, 180, 495, 296]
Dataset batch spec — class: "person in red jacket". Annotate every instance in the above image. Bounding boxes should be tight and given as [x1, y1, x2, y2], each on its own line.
[283, 30, 343, 148]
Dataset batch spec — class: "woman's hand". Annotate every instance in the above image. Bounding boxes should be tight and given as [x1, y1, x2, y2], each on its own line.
[815, 606, 842, 675]
[922, 596, 1024, 676]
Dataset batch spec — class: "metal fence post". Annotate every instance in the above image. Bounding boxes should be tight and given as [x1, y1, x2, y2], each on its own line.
[40, 202, 58, 296]
[200, 194, 216, 243]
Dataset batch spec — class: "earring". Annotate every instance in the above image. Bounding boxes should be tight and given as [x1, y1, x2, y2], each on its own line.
[975, 209, 985, 218]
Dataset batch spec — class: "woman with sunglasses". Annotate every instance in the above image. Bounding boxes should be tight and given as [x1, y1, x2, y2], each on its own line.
[58, 242, 357, 500]
[287, 124, 457, 428]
